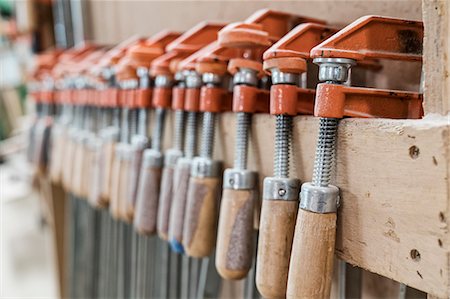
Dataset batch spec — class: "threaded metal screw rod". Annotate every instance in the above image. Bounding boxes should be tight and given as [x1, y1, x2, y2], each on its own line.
[274, 114, 293, 178]
[173, 110, 185, 151]
[121, 107, 130, 143]
[312, 118, 338, 187]
[185, 111, 197, 159]
[138, 108, 148, 137]
[200, 111, 215, 158]
[234, 112, 251, 170]
[152, 107, 166, 152]
[129, 109, 138, 137]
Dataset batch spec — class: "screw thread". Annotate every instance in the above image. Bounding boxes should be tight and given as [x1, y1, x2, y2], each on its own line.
[173, 110, 185, 151]
[200, 112, 215, 158]
[120, 108, 130, 143]
[129, 109, 138, 137]
[137, 108, 148, 136]
[184, 111, 197, 159]
[274, 114, 292, 178]
[234, 112, 251, 170]
[312, 118, 338, 187]
[152, 107, 166, 151]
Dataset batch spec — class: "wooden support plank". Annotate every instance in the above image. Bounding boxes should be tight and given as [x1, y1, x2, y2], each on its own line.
[162, 113, 450, 297]
[86, 1, 422, 44]
[422, 0, 450, 115]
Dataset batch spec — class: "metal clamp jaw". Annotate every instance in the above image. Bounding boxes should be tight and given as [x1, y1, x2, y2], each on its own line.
[310, 15, 424, 120]
[218, 10, 326, 115]
[149, 23, 225, 110]
[263, 23, 339, 116]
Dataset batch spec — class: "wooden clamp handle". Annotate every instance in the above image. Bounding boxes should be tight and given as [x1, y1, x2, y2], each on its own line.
[215, 188, 255, 280]
[157, 165, 176, 240]
[100, 140, 116, 206]
[62, 134, 75, 191]
[124, 147, 145, 220]
[49, 124, 64, 184]
[109, 146, 124, 219]
[286, 209, 337, 299]
[183, 176, 221, 258]
[118, 152, 132, 222]
[133, 154, 162, 235]
[168, 160, 192, 252]
[256, 199, 298, 299]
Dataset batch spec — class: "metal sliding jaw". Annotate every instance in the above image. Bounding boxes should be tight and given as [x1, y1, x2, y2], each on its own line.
[287, 16, 424, 299]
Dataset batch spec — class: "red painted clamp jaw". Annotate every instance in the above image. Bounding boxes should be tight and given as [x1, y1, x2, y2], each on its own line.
[310, 15, 424, 119]
[150, 22, 225, 110]
[218, 10, 326, 115]
[263, 23, 338, 116]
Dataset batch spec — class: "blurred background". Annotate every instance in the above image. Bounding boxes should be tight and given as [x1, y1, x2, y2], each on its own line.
[0, 0, 425, 298]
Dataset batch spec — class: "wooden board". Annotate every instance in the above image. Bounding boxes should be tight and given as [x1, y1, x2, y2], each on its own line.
[86, 0, 422, 45]
[83, 0, 449, 297]
[157, 113, 450, 297]
[422, 0, 450, 115]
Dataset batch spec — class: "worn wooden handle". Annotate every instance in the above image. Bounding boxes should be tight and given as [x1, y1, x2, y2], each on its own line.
[215, 188, 255, 280]
[124, 148, 144, 220]
[286, 209, 337, 299]
[99, 140, 116, 206]
[256, 199, 298, 299]
[133, 164, 162, 235]
[33, 120, 51, 175]
[118, 157, 132, 222]
[62, 137, 75, 191]
[168, 161, 191, 252]
[49, 125, 64, 184]
[157, 166, 175, 240]
[109, 151, 123, 219]
[183, 176, 220, 258]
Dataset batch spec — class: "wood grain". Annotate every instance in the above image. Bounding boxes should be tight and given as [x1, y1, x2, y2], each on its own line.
[62, 135, 75, 191]
[157, 166, 176, 240]
[100, 140, 116, 206]
[125, 148, 144, 220]
[168, 161, 191, 246]
[183, 176, 221, 258]
[216, 189, 255, 280]
[133, 165, 162, 235]
[49, 124, 65, 184]
[256, 200, 298, 299]
[422, 0, 450, 115]
[109, 149, 122, 220]
[287, 209, 337, 299]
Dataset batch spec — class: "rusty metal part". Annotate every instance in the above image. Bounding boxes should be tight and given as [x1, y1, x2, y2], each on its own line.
[311, 15, 424, 119]
[310, 15, 423, 61]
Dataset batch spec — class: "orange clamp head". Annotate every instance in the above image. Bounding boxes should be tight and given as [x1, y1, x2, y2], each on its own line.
[218, 9, 325, 50]
[263, 23, 338, 74]
[310, 15, 423, 61]
[150, 22, 225, 77]
[311, 16, 424, 120]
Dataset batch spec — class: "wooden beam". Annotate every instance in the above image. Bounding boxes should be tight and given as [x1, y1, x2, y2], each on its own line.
[422, 0, 450, 114]
[86, 1, 422, 45]
[162, 113, 450, 297]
